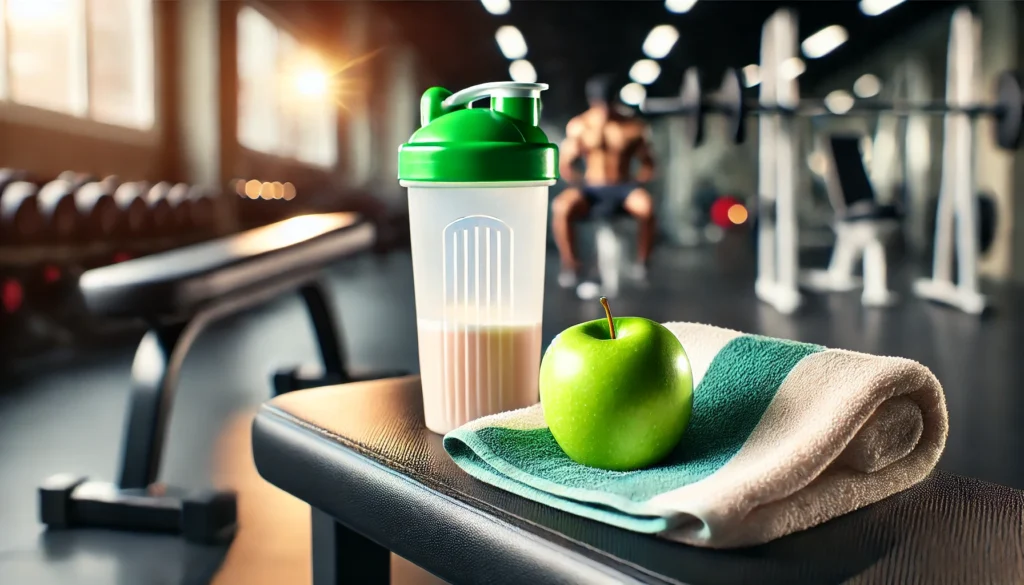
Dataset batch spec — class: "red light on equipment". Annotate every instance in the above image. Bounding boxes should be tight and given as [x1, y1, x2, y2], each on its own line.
[2, 279, 24, 314]
[113, 252, 132, 263]
[710, 196, 739, 228]
[43, 265, 61, 283]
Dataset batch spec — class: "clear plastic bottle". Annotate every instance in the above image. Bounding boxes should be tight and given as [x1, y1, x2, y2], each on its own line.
[399, 82, 558, 434]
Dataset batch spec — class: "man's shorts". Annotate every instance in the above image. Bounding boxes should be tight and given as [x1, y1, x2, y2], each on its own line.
[582, 183, 638, 218]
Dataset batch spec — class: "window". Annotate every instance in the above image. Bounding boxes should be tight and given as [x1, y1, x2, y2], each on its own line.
[0, 0, 154, 129]
[237, 6, 337, 167]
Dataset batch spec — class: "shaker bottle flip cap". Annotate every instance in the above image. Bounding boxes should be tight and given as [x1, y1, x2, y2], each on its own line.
[398, 82, 559, 184]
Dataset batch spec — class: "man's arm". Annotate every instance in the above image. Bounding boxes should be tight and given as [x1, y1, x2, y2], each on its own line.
[634, 124, 656, 184]
[630, 124, 655, 184]
[559, 118, 585, 184]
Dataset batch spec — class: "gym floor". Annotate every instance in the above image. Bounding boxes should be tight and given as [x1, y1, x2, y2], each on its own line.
[1, 238, 1022, 585]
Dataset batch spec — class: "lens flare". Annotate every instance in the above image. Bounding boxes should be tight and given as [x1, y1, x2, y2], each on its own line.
[727, 204, 748, 225]
[295, 69, 329, 97]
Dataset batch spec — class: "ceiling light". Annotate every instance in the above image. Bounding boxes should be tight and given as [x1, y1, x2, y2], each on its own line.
[859, 0, 906, 16]
[629, 59, 661, 85]
[480, 0, 510, 16]
[853, 73, 881, 98]
[620, 83, 647, 106]
[665, 0, 698, 14]
[801, 25, 848, 59]
[509, 59, 537, 83]
[780, 57, 805, 80]
[495, 25, 527, 60]
[642, 25, 679, 59]
[825, 90, 855, 115]
[742, 64, 760, 87]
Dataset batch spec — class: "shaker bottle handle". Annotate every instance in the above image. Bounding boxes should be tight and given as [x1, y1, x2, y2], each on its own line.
[441, 82, 548, 110]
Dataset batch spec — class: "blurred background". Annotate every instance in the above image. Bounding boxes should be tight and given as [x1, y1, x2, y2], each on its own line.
[1, 1, 1023, 584]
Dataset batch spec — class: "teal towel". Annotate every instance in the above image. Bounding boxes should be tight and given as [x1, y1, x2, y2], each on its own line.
[443, 322, 948, 548]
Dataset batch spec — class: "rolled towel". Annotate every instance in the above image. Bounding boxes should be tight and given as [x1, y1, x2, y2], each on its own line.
[443, 322, 948, 549]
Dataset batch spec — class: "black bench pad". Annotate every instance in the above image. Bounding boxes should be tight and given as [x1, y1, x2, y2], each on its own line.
[80, 213, 374, 318]
[252, 377, 1024, 585]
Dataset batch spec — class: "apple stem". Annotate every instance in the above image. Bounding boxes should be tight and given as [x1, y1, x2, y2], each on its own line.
[599, 297, 616, 339]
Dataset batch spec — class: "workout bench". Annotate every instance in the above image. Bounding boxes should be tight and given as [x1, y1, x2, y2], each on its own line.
[38, 212, 404, 543]
[801, 135, 901, 307]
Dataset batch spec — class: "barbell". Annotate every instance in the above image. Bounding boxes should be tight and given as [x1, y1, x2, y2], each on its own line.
[641, 67, 1024, 151]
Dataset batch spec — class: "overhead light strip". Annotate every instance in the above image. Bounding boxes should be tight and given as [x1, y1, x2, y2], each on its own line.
[801, 25, 848, 59]
[495, 25, 528, 60]
[481, 0, 510, 16]
[509, 59, 537, 83]
[629, 59, 661, 85]
[642, 25, 679, 60]
[665, 0, 698, 14]
[859, 0, 906, 17]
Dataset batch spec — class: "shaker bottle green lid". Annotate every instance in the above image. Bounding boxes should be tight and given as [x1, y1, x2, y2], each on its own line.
[398, 82, 558, 183]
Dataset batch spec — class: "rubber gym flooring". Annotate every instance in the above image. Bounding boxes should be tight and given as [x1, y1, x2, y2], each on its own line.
[1, 237, 1022, 585]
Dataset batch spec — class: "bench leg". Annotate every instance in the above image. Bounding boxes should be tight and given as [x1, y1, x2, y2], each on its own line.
[312, 507, 390, 585]
[38, 319, 237, 544]
[119, 323, 192, 489]
[300, 280, 348, 382]
[273, 280, 408, 395]
[861, 239, 898, 307]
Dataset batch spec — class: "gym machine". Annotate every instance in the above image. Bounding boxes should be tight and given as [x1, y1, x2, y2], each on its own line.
[644, 7, 1019, 314]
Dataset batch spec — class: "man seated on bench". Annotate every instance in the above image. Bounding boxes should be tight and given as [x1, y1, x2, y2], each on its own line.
[551, 74, 657, 288]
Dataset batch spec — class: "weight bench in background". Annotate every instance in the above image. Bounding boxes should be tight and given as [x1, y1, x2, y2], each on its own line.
[38, 212, 405, 544]
[801, 135, 900, 307]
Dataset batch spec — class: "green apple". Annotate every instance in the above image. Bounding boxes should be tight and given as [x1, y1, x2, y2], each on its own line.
[539, 298, 693, 471]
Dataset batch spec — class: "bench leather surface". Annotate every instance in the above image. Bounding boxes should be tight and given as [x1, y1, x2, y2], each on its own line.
[252, 377, 1024, 585]
[79, 213, 373, 318]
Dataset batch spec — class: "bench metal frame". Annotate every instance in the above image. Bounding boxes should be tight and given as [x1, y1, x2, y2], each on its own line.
[38, 216, 404, 544]
[39, 276, 353, 543]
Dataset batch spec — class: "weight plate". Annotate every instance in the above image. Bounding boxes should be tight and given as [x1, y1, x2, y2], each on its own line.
[995, 71, 1023, 150]
[720, 68, 746, 144]
[681, 67, 705, 148]
[978, 192, 997, 254]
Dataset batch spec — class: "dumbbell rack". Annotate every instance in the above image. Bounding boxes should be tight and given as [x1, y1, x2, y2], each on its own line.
[0, 172, 226, 366]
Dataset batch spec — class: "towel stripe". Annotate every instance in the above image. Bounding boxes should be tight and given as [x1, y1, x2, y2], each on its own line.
[444, 333, 823, 513]
[662, 322, 742, 387]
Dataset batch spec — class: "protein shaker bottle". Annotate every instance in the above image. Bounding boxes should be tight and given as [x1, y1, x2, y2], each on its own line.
[398, 82, 558, 434]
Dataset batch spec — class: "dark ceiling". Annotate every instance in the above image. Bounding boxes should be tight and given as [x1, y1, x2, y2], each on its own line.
[374, 0, 957, 119]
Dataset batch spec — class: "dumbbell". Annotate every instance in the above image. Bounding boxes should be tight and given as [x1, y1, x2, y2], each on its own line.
[38, 174, 96, 241]
[1, 181, 44, 244]
[188, 186, 217, 232]
[165, 183, 195, 232]
[0, 169, 31, 241]
[0, 168, 27, 196]
[74, 177, 123, 242]
[108, 181, 154, 262]
[145, 181, 176, 235]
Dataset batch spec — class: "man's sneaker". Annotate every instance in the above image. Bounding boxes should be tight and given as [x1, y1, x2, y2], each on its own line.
[558, 268, 578, 289]
[625, 262, 648, 283]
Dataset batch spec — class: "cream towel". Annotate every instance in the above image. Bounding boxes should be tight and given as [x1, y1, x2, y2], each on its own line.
[443, 322, 948, 548]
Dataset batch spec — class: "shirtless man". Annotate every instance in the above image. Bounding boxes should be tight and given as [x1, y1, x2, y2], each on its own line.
[552, 74, 656, 288]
